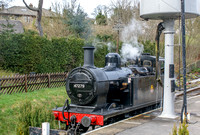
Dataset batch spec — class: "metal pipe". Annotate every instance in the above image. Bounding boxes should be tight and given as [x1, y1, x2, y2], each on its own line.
[181, 0, 187, 123]
[155, 22, 165, 87]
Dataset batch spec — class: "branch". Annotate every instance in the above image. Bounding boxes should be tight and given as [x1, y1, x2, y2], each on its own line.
[23, 0, 39, 11]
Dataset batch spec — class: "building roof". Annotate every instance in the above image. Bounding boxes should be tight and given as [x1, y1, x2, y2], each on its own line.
[0, 6, 56, 17]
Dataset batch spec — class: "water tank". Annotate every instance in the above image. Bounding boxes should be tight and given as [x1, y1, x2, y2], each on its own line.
[140, 0, 200, 20]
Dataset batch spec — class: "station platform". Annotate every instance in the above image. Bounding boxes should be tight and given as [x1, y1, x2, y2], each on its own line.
[85, 95, 200, 135]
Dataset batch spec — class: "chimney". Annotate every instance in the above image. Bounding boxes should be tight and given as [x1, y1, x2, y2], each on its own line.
[29, 3, 33, 8]
[2, 4, 4, 10]
[83, 46, 95, 68]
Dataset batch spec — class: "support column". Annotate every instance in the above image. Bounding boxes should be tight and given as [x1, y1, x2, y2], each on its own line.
[159, 19, 177, 118]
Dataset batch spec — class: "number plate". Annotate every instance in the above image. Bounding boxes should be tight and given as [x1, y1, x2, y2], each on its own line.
[73, 84, 85, 89]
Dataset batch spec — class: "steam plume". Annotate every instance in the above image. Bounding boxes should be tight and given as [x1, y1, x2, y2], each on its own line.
[120, 18, 144, 63]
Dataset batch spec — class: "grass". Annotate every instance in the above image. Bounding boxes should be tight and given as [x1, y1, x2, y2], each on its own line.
[0, 87, 68, 135]
[0, 68, 16, 77]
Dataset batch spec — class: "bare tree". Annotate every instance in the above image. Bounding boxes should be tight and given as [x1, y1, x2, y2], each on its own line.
[92, 5, 109, 19]
[23, 0, 43, 36]
[110, 0, 134, 25]
[0, 0, 13, 10]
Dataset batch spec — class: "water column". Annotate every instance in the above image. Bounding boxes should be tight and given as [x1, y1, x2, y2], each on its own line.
[160, 19, 176, 118]
[140, 0, 199, 119]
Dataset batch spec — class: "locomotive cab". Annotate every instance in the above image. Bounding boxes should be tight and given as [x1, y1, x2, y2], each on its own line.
[128, 54, 164, 75]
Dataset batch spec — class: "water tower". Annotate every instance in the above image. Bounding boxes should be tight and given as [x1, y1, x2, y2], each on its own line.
[140, 0, 200, 118]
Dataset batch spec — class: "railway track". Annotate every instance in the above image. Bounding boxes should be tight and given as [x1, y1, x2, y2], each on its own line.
[175, 85, 200, 100]
[84, 85, 200, 135]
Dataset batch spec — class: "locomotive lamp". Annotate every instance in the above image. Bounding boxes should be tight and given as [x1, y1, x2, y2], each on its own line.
[140, 0, 200, 118]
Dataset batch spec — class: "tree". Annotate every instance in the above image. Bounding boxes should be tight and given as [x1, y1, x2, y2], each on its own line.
[93, 5, 109, 19]
[185, 17, 200, 46]
[96, 12, 107, 25]
[110, 0, 135, 25]
[0, 0, 13, 10]
[63, 0, 91, 39]
[23, 0, 43, 36]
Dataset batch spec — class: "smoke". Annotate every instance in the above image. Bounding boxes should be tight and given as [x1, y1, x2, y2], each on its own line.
[106, 42, 115, 52]
[121, 43, 143, 63]
[120, 18, 144, 63]
[92, 38, 116, 53]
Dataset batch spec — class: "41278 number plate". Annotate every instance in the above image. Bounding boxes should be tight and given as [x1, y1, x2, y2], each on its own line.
[73, 84, 85, 89]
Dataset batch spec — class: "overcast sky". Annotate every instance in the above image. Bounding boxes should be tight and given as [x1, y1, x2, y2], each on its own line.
[9, 0, 200, 18]
[10, 0, 112, 17]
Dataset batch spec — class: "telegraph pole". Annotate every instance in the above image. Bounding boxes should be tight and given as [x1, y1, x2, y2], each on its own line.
[113, 20, 123, 53]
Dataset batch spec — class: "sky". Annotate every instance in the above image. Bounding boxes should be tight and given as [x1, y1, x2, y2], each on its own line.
[9, 0, 200, 18]
[10, 0, 112, 18]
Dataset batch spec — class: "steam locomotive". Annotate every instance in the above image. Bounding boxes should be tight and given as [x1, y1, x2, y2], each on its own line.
[52, 46, 164, 134]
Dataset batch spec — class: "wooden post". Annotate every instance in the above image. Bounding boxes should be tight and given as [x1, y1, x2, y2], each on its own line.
[42, 122, 50, 135]
[25, 75, 28, 92]
[113, 20, 123, 54]
[116, 29, 120, 53]
[48, 74, 50, 88]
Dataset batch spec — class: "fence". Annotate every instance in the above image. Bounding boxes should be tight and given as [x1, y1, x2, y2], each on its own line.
[0, 73, 68, 94]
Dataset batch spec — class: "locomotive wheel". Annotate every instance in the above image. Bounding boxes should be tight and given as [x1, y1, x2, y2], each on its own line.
[78, 125, 89, 133]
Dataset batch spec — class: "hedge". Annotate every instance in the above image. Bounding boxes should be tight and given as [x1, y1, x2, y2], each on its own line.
[0, 31, 85, 73]
[0, 31, 155, 74]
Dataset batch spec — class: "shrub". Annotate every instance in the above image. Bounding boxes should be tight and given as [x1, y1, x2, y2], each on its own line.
[141, 40, 156, 56]
[95, 12, 107, 25]
[96, 34, 113, 42]
[0, 31, 84, 73]
[16, 100, 65, 135]
[94, 44, 109, 67]
[171, 118, 189, 135]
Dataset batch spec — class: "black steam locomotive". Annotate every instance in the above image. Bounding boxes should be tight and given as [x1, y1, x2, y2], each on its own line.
[53, 46, 164, 134]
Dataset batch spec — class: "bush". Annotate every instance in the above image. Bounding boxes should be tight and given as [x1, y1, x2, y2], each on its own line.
[0, 31, 84, 73]
[16, 100, 65, 135]
[95, 12, 107, 25]
[96, 34, 113, 42]
[94, 44, 109, 67]
[141, 40, 156, 56]
[171, 118, 189, 135]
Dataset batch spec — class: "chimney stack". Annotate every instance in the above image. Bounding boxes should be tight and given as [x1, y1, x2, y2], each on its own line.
[83, 46, 95, 68]
[29, 3, 33, 8]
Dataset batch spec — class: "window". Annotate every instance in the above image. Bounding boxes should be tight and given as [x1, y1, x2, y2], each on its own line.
[143, 60, 152, 67]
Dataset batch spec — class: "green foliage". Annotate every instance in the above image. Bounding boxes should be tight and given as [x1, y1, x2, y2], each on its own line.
[0, 87, 67, 135]
[172, 124, 178, 135]
[178, 119, 189, 135]
[0, 30, 84, 73]
[63, 5, 91, 39]
[94, 44, 109, 67]
[141, 40, 156, 56]
[191, 68, 200, 73]
[16, 100, 61, 135]
[96, 34, 113, 42]
[171, 118, 189, 135]
[0, 68, 15, 77]
[95, 12, 107, 25]
[0, 21, 15, 33]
